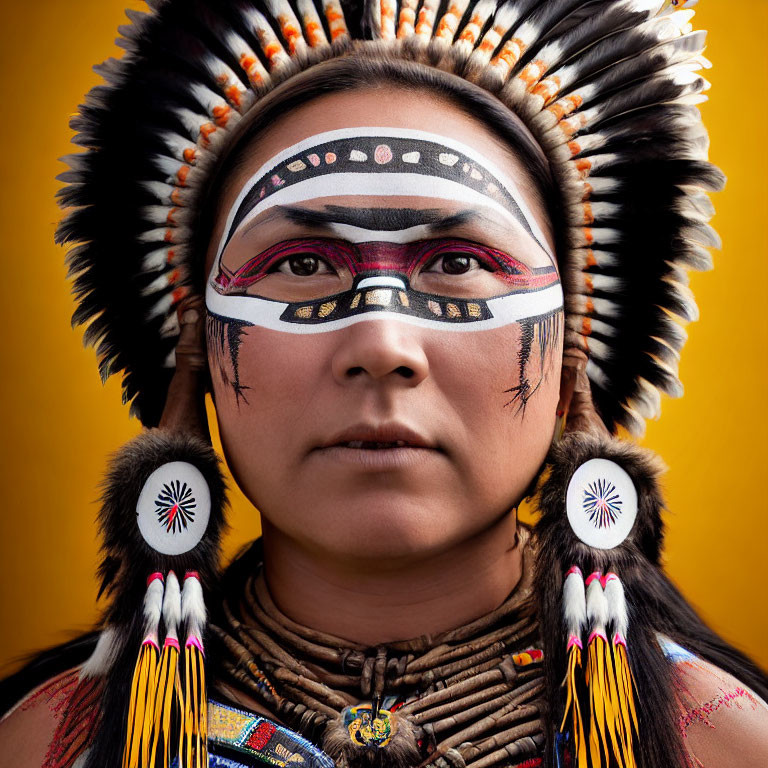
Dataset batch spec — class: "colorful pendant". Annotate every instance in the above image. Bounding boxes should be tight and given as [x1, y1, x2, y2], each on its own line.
[343, 704, 397, 749]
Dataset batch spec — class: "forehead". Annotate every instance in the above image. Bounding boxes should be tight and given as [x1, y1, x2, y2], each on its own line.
[206, 89, 553, 260]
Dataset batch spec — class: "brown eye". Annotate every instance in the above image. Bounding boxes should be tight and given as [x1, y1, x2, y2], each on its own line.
[441, 254, 473, 275]
[274, 254, 332, 277]
[289, 255, 320, 276]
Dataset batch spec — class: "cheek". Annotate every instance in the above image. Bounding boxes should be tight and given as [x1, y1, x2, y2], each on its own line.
[208, 325, 336, 501]
[428, 319, 562, 493]
[429, 319, 561, 421]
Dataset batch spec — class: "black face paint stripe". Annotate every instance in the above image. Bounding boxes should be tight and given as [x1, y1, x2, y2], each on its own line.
[221, 136, 545, 254]
[282, 205, 462, 231]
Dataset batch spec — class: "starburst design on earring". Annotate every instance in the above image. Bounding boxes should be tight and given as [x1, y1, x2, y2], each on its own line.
[582, 478, 622, 529]
[155, 479, 196, 534]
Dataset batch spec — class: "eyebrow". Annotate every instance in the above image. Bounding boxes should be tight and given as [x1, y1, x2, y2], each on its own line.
[279, 205, 475, 232]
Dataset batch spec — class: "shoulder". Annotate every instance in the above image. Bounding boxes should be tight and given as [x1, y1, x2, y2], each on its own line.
[0, 669, 79, 768]
[0, 633, 98, 768]
[661, 638, 768, 768]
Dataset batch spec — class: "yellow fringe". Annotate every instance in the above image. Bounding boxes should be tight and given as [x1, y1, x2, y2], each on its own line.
[181, 642, 208, 768]
[149, 640, 180, 768]
[611, 641, 639, 768]
[585, 633, 643, 768]
[122, 640, 159, 768]
[586, 634, 625, 768]
[560, 642, 587, 767]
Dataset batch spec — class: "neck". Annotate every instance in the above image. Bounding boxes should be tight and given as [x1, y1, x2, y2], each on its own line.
[261, 511, 523, 647]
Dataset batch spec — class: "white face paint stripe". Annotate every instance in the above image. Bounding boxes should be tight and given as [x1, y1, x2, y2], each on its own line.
[210, 126, 553, 279]
[205, 281, 563, 334]
[357, 276, 408, 289]
[323, 221, 435, 244]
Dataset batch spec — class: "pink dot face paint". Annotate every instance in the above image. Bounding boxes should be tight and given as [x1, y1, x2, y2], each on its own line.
[206, 127, 563, 334]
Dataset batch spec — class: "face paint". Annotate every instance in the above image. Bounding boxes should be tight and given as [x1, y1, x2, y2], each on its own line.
[206, 127, 563, 333]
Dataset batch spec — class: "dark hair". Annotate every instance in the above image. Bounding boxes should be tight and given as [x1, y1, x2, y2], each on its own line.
[191, 52, 564, 289]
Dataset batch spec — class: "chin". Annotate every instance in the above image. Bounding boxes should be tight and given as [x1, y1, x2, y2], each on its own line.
[291, 494, 478, 564]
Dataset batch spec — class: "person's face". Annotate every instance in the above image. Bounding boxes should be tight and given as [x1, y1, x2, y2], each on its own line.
[205, 87, 563, 562]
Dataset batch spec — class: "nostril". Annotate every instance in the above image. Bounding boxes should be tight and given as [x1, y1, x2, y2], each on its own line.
[395, 366, 415, 379]
[347, 366, 365, 377]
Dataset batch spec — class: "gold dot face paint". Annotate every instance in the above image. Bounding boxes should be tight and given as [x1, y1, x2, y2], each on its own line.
[205, 127, 563, 334]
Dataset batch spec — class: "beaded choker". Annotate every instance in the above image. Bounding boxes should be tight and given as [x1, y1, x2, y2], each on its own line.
[213, 527, 545, 768]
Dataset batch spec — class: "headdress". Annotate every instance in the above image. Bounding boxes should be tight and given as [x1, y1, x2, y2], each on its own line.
[57, 0, 721, 433]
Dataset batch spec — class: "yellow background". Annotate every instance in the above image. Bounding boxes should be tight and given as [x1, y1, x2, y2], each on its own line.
[0, 1, 766, 674]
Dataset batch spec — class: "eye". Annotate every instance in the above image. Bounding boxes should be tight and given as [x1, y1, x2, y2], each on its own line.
[273, 254, 333, 277]
[428, 253, 488, 275]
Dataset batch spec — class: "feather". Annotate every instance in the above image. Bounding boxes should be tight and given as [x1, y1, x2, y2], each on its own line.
[563, 566, 587, 639]
[81, 627, 121, 680]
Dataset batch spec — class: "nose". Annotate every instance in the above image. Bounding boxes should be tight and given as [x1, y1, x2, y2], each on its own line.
[331, 317, 429, 387]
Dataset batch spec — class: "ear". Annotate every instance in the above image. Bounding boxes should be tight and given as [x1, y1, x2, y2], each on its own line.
[557, 347, 611, 438]
[158, 294, 210, 440]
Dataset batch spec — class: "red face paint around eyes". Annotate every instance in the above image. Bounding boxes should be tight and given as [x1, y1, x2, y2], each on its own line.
[216, 237, 545, 293]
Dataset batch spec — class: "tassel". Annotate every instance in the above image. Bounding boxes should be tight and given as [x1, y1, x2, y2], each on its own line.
[604, 573, 639, 768]
[150, 571, 182, 768]
[122, 574, 164, 768]
[560, 565, 587, 767]
[585, 572, 622, 768]
[181, 571, 208, 768]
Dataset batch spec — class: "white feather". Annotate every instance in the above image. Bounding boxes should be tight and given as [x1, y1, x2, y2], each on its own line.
[80, 626, 120, 679]
[567, 315, 619, 338]
[582, 153, 622, 175]
[142, 205, 175, 226]
[491, 0, 528, 33]
[568, 294, 622, 319]
[297, 0, 330, 46]
[152, 154, 187, 181]
[563, 568, 587, 638]
[621, 402, 647, 437]
[589, 273, 625, 293]
[631, 377, 663, 419]
[188, 82, 230, 117]
[583, 248, 619, 268]
[603, 573, 629, 640]
[202, 54, 251, 111]
[159, 310, 181, 339]
[163, 571, 182, 640]
[142, 181, 176, 206]
[586, 358, 612, 391]
[143, 575, 165, 640]
[181, 574, 207, 640]
[586, 575, 609, 636]
[138, 225, 191, 245]
[585, 336, 612, 361]
[175, 107, 211, 142]
[148, 292, 175, 321]
[222, 30, 271, 88]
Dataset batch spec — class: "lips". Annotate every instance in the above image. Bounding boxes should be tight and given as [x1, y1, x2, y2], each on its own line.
[318, 424, 435, 451]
